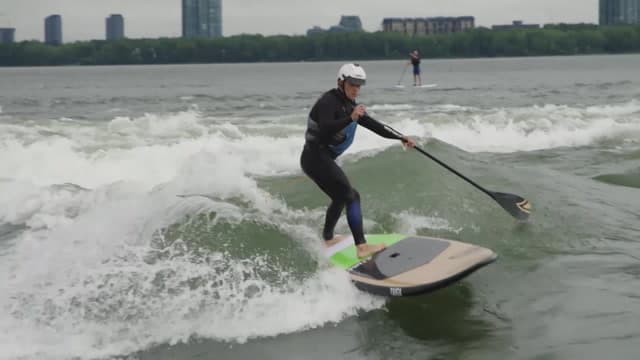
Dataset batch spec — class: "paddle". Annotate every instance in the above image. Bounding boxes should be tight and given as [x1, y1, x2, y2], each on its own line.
[376, 120, 532, 220]
[411, 145, 531, 220]
[396, 64, 409, 87]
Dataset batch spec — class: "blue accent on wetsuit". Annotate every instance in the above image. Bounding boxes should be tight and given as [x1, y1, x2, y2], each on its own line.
[346, 195, 363, 236]
[328, 121, 357, 157]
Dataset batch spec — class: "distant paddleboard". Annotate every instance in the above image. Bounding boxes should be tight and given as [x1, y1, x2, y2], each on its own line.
[326, 234, 496, 297]
[393, 84, 438, 89]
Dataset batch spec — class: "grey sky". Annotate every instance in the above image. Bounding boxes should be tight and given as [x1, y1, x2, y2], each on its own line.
[1, 0, 598, 42]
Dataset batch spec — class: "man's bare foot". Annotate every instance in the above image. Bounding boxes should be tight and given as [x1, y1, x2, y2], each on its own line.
[356, 243, 386, 258]
[324, 234, 348, 247]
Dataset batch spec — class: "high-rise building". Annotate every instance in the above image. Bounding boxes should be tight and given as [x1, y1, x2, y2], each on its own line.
[106, 14, 125, 40]
[339, 16, 363, 31]
[382, 17, 475, 35]
[182, 0, 222, 38]
[0, 28, 15, 44]
[45, 15, 63, 45]
[600, 0, 640, 25]
[307, 15, 363, 35]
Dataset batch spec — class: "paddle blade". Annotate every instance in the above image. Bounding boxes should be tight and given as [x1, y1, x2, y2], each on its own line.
[490, 192, 532, 220]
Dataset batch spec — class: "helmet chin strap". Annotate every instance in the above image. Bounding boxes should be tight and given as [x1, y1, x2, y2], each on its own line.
[338, 80, 345, 93]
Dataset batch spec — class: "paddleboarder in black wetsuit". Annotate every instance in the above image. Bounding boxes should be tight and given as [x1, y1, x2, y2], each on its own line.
[410, 50, 422, 87]
[300, 63, 416, 258]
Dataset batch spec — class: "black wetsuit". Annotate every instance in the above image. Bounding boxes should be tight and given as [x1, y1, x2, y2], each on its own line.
[300, 88, 399, 245]
[411, 55, 421, 75]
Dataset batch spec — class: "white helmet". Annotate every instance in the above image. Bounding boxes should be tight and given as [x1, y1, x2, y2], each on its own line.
[337, 63, 366, 85]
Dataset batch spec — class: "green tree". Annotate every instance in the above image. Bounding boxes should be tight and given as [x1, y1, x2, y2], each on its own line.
[1, 26, 639, 67]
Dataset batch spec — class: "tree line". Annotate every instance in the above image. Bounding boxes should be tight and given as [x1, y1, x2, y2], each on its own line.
[0, 24, 639, 66]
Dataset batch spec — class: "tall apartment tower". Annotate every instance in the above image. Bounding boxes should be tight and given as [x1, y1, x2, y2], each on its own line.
[600, 0, 640, 25]
[106, 14, 125, 40]
[45, 15, 63, 45]
[182, 0, 223, 38]
[0, 28, 15, 44]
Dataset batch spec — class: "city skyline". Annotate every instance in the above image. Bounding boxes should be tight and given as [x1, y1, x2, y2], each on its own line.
[1, 0, 599, 42]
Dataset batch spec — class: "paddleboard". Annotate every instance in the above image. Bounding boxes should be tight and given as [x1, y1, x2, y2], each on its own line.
[325, 234, 496, 297]
[393, 84, 438, 89]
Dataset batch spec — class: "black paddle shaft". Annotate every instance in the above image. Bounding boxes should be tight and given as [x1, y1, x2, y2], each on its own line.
[377, 121, 531, 220]
[412, 145, 492, 197]
[397, 64, 409, 85]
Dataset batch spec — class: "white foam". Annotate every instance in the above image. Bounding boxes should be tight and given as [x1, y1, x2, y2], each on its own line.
[422, 101, 640, 153]
[0, 173, 383, 359]
[368, 104, 414, 111]
[0, 112, 307, 190]
[427, 104, 475, 113]
[354, 101, 640, 154]
[0, 108, 387, 358]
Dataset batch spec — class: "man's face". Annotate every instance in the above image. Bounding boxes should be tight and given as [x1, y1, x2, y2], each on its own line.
[343, 80, 361, 100]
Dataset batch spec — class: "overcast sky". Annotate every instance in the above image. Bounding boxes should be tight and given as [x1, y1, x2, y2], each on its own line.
[1, 0, 598, 42]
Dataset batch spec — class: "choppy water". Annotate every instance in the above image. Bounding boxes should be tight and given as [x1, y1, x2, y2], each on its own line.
[1, 55, 640, 360]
